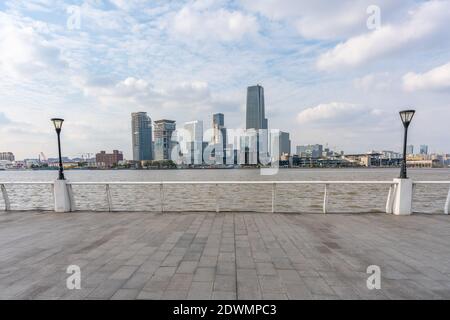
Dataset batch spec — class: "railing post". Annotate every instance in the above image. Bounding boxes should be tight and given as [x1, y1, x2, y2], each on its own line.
[392, 178, 413, 215]
[1, 184, 10, 212]
[215, 184, 220, 213]
[160, 183, 164, 213]
[67, 183, 76, 211]
[323, 184, 329, 214]
[445, 187, 450, 215]
[271, 183, 276, 213]
[386, 184, 396, 214]
[54, 179, 72, 212]
[105, 184, 112, 212]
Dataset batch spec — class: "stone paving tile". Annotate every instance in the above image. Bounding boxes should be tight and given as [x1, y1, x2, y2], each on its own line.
[193, 267, 216, 282]
[187, 281, 213, 300]
[214, 275, 236, 292]
[87, 279, 125, 299]
[1, 211, 450, 300]
[176, 261, 198, 274]
[111, 288, 139, 300]
[109, 266, 138, 280]
[212, 291, 236, 300]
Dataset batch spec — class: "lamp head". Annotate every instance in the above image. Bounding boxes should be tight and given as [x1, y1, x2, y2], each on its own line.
[399, 110, 415, 127]
[51, 118, 64, 131]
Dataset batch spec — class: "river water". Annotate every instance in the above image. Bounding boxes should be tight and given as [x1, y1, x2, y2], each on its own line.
[0, 168, 449, 214]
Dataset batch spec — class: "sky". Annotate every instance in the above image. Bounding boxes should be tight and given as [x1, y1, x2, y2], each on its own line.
[0, 0, 449, 160]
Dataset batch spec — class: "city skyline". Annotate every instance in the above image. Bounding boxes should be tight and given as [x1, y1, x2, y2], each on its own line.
[1, 1, 450, 160]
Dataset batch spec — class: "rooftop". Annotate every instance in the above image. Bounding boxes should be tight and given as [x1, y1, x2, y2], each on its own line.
[0, 211, 449, 300]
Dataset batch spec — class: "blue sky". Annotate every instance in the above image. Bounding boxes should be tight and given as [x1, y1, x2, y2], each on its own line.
[0, 0, 449, 159]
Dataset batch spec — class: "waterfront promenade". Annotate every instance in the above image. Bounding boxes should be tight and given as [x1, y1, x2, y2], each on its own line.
[0, 211, 449, 300]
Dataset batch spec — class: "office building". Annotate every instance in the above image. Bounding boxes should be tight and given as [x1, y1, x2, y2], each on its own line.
[212, 113, 226, 144]
[96, 150, 123, 168]
[270, 131, 291, 159]
[296, 144, 323, 158]
[212, 113, 227, 163]
[246, 85, 268, 130]
[0, 152, 15, 161]
[131, 112, 153, 161]
[183, 120, 203, 165]
[154, 119, 176, 160]
[420, 145, 429, 155]
[406, 145, 414, 155]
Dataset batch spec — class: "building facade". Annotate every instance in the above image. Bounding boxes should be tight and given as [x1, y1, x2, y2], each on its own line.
[154, 119, 176, 161]
[0, 152, 15, 161]
[270, 131, 291, 159]
[131, 112, 153, 161]
[406, 145, 414, 155]
[246, 85, 268, 130]
[183, 120, 204, 165]
[212, 113, 227, 163]
[296, 144, 323, 158]
[96, 150, 123, 168]
[420, 145, 429, 155]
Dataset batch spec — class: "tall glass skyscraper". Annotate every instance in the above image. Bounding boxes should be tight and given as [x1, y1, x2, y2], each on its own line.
[213, 113, 226, 145]
[212, 113, 227, 164]
[246, 85, 268, 130]
[131, 112, 153, 161]
[183, 120, 203, 165]
[154, 119, 176, 160]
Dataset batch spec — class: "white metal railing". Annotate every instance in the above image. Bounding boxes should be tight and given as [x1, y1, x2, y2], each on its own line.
[413, 181, 450, 215]
[0, 182, 53, 212]
[1, 180, 449, 214]
[67, 181, 397, 214]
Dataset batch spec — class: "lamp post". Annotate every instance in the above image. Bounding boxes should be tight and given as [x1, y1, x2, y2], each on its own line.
[399, 110, 415, 179]
[51, 118, 65, 180]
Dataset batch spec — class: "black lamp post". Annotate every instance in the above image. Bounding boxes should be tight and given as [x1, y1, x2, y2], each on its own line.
[399, 110, 415, 179]
[51, 118, 65, 180]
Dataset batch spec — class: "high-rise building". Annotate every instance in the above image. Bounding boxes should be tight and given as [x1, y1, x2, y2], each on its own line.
[183, 120, 203, 164]
[246, 85, 268, 130]
[246, 85, 269, 165]
[213, 113, 224, 129]
[131, 112, 153, 161]
[280, 132, 291, 155]
[406, 145, 414, 155]
[420, 145, 429, 155]
[270, 131, 291, 159]
[154, 119, 176, 160]
[212, 113, 227, 163]
[0, 152, 15, 161]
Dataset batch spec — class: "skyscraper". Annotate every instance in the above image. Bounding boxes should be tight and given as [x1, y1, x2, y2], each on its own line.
[183, 120, 203, 164]
[246, 85, 268, 130]
[420, 145, 429, 155]
[212, 113, 227, 163]
[154, 119, 176, 160]
[270, 131, 291, 159]
[131, 112, 153, 161]
[406, 145, 414, 155]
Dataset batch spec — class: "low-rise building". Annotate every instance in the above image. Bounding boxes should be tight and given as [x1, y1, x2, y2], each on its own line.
[96, 150, 124, 168]
[0, 152, 15, 161]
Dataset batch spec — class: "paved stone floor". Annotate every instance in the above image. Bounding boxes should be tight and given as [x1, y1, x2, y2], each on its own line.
[0, 211, 449, 300]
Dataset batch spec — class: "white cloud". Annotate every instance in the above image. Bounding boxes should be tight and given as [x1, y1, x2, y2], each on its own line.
[77, 76, 212, 109]
[0, 14, 67, 78]
[240, 0, 415, 40]
[168, 5, 258, 42]
[316, 1, 450, 70]
[354, 73, 394, 92]
[403, 62, 450, 92]
[297, 102, 382, 125]
[0, 112, 12, 125]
